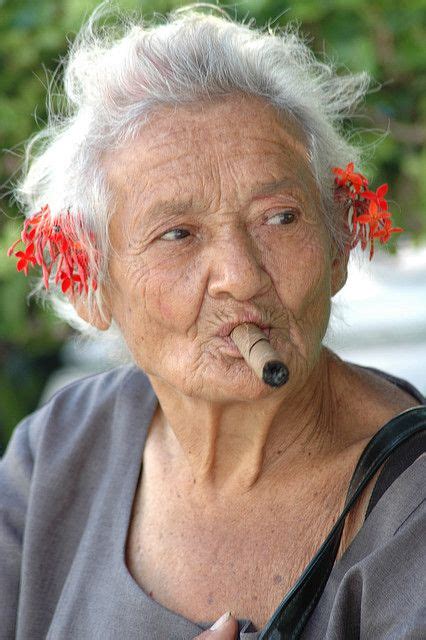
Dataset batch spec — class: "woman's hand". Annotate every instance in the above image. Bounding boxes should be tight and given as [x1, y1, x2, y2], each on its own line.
[194, 612, 238, 639]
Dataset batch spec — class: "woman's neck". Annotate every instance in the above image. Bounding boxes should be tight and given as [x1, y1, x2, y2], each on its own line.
[147, 348, 344, 498]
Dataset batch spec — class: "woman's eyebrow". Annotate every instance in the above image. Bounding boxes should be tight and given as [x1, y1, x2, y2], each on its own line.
[251, 177, 301, 199]
[141, 198, 194, 222]
[141, 178, 301, 222]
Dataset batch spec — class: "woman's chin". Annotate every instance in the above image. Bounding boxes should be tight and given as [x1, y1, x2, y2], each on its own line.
[189, 360, 288, 402]
[143, 343, 294, 402]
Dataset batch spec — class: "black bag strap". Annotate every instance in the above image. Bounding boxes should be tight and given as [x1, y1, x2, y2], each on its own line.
[259, 405, 426, 640]
[365, 428, 426, 519]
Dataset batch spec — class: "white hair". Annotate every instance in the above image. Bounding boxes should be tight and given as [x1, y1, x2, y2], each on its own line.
[15, 1, 370, 357]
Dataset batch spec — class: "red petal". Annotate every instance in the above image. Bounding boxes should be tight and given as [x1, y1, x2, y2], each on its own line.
[355, 214, 371, 224]
[42, 262, 51, 289]
[368, 200, 378, 214]
[7, 239, 21, 256]
[362, 190, 378, 201]
[31, 212, 44, 224]
[376, 183, 388, 198]
[17, 259, 28, 273]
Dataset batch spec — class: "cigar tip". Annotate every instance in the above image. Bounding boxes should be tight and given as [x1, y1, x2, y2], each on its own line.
[262, 361, 289, 387]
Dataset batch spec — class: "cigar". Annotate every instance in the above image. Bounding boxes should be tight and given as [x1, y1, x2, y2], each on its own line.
[230, 323, 289, 387]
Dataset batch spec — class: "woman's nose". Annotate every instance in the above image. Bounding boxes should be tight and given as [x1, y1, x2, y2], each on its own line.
[207, 230, 271, 301]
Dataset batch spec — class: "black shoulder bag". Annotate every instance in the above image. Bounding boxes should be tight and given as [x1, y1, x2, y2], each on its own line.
[259, 405, 426, 640]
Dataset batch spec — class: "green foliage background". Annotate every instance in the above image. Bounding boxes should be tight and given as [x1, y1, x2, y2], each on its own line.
[1, 0, 425, 449]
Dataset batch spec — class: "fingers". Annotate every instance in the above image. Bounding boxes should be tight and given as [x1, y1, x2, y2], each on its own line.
[194, 612, 238, 639]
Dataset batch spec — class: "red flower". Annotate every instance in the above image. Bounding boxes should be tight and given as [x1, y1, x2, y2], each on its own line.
[60, 272, 83, 294]
[7, 205, 98, 297]
[333, 163, 403, 260]
[375, 218, 404, 244]
[332, 162, 367, 193]
[355, 200, 391, 233]
[14, 244, 37, 276]
[362, 183, 389, 211]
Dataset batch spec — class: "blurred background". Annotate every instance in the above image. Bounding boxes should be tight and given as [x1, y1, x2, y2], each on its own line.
[1, 0, 425, 452]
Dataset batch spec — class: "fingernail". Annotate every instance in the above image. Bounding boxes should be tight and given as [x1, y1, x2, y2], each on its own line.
[210, 611, 232, 630]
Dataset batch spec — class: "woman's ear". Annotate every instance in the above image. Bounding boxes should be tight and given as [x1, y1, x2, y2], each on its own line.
[72, 293, 112, 331]
[331, 244, 350, 297]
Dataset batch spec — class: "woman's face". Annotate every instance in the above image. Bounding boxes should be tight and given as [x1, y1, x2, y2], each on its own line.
[104, 94, 346, 401]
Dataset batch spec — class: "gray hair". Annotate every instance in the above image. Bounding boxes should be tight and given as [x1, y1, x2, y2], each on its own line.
[15, 1, 369, 356]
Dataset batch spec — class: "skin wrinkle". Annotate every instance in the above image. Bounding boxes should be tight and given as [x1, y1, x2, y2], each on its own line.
[107, 76, 418, 615]
[95, 93, 356, 497]
[121, 114, 314, 225]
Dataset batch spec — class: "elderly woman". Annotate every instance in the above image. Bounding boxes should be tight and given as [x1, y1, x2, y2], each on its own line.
[1, 4, 425, 640]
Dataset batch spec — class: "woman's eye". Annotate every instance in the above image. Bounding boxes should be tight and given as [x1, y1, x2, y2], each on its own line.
[266, 210, 297, 225]
[160, 228, 190, 241]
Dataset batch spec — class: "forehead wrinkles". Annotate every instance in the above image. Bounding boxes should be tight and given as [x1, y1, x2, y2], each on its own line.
[139, 94, 311, 160]
[113, 137, 312, 196]
[150, 112, 310, 164]
[105, 99, 315, 221]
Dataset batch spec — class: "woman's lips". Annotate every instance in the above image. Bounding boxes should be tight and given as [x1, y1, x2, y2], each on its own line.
[217, 335, 245, 357]
[216, 326, 271, 357]
[217, 319, 271, 338]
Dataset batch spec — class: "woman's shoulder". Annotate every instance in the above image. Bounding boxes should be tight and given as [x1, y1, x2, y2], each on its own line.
[39, 363, 150, 410]
[47, 362, 145, 410]
[303, 451, 425, 639]
[5, 364, 155, 463]
[327, 355, 425, 560]
[349, 361, 425, 405]
[330, 353, 424, 444]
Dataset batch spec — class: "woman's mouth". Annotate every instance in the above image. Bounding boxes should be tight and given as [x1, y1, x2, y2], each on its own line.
[216, 326, 271, 357]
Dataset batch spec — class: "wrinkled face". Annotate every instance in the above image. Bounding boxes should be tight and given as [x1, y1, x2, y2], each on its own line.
[104, 94, 346, 401]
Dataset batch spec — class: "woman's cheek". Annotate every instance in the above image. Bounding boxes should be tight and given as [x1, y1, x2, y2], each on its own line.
[143, 255, 205, 328]
[259, 229, 314, 278]
[264, 229, 330, 307]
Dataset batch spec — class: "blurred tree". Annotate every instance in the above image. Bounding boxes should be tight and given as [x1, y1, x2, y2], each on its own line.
[1, 0, 425, 448]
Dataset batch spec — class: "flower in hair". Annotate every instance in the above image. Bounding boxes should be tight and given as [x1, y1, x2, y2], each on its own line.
[14, 244, 37, 275]
[332, 163, 403, 259]
[332, 162, 368, 195]
[7, 205, 98, 295]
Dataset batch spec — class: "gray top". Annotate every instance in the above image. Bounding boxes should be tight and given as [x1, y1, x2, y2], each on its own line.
[0, 365, 425, 640]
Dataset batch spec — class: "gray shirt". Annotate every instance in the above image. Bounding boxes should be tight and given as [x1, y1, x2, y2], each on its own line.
[1, 365, 425, 639]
